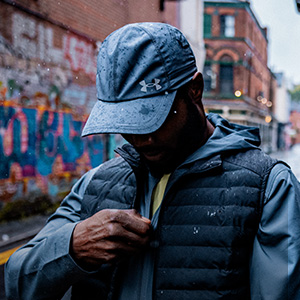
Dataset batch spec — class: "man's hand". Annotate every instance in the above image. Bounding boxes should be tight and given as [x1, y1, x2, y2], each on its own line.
[71, 209, 151, 267]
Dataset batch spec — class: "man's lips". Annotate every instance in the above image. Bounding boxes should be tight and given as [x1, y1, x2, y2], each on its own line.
[137, 147, 166, 160]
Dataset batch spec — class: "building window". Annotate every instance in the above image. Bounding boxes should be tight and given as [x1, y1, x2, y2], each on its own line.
[219, 55, 234, 94]
[204, 14, 212, 37]
[203, 62, 217, 92]
[220, 15, 235, 37]
[203, 62, 212, 92]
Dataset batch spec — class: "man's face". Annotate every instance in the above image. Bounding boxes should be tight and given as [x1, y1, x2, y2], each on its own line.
[122, 91, 208, 174]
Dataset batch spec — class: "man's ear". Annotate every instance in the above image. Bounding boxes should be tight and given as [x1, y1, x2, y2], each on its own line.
[188, 72, 204, 104]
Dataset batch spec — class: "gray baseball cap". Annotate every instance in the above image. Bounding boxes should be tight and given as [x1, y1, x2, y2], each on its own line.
[82, 22, 197, 136]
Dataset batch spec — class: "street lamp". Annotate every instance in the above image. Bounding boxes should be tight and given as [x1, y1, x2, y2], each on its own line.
[265, 115, 272, 123]
[234, 90, 242, 97]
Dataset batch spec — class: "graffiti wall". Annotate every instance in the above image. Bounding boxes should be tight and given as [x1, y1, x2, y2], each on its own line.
[0, 105, 106, 202]
[0, 10, 98, 114]
[0, 7, 117, 204]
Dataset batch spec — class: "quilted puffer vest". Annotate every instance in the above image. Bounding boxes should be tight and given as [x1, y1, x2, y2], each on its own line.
[73, 146, 278, 300]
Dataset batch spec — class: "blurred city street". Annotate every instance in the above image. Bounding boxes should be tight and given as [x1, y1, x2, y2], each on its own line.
[270, 144, 300, 181]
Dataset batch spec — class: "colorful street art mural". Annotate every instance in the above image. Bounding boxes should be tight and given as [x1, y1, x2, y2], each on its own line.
[0, 105, 106, 202]
[0, 8, 122, 205]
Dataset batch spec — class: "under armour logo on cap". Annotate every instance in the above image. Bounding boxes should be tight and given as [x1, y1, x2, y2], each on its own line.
[139, 78, 162, 92]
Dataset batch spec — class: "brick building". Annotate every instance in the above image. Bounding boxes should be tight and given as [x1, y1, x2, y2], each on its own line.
[290, 110, 300, 145]
[0, 0, 179, 203]
[202, 0, 277, 152]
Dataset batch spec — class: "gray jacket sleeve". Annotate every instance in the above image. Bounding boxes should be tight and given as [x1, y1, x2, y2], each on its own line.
[5, 167, 99, 300]
[250, 163, 300, 299]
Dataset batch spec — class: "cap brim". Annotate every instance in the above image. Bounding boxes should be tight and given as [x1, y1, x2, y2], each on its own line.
[81, 90, 177, 136]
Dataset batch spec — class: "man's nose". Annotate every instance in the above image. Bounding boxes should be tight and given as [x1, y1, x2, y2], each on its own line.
[130, 134, 154, 146]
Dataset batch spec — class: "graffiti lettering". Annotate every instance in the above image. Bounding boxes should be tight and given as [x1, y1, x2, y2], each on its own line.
[3, 108, 28, 156]
[64, 35, 96, 78]
[12, 13, 96, 76]
[0, 106, 105, 201]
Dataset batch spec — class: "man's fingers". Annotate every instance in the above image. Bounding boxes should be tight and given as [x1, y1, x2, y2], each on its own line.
[106, 209, 151, 236]
[82, 239, 145, 265]
[71, 209, 152, 266]
[106, 224, 151, 247]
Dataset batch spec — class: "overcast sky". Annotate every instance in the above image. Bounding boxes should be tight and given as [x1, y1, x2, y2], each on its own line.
[250, 0, 300, 85]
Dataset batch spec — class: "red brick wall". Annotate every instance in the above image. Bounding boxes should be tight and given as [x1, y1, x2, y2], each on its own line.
[290, 111, 300, 144]
[12, 0, 176, 41]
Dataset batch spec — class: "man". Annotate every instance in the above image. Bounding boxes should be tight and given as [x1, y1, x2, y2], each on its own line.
[5, 23, 300, 300]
